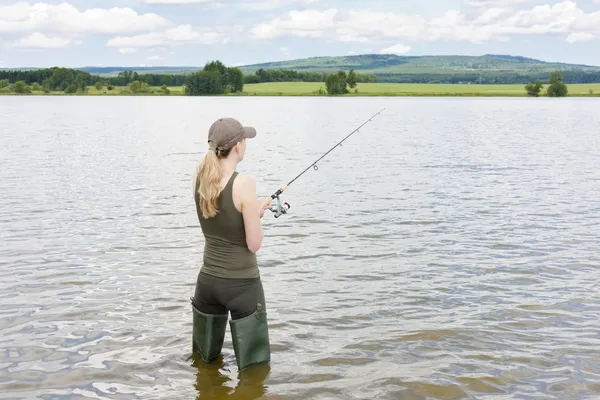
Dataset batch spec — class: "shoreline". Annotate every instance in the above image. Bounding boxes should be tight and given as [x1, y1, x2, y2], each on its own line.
[2, 82, 599, 97]
[2, 92, 600, 97]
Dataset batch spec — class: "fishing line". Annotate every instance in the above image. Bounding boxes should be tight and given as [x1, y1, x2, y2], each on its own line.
[262, 108, 385, 218]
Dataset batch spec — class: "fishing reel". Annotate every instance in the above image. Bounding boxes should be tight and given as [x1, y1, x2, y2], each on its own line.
[268, 195, 290, 218]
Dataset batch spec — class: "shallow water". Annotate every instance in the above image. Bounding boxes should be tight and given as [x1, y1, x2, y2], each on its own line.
[1, 96, 600, 400]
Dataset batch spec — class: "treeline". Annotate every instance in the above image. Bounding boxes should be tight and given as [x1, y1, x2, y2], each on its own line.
[2, 62, 600, 96]
[0, 67, 93, 93]
[0, 67, 188, 92]
[243, 68, 379, 84]
[105, 70, 187, 86]
[0, 64, 377, 93]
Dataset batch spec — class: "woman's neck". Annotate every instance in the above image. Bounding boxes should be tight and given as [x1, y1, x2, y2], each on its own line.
[219, 157, 238, 178]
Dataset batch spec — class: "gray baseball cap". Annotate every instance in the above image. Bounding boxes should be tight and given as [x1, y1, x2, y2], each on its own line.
[208, 117, 257, 151]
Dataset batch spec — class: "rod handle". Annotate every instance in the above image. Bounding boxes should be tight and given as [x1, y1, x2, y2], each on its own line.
[261, 185, 288, 208]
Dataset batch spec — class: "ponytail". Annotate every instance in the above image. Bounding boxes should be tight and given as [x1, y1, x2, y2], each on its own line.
[196, 144, 232, 218]
[197, 149, 222, 218]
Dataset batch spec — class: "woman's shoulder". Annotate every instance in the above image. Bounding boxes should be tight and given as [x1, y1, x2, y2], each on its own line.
[232, 172, 257, 198]
[233, 172, 256, 188]
[232, 172, 257, 212]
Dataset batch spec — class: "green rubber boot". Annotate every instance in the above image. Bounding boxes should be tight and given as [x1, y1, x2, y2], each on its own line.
[229, 302, 271, 372]
[191, 300, 228, 363]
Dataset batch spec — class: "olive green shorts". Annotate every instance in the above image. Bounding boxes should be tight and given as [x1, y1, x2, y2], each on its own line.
[192, 271, 266, 320]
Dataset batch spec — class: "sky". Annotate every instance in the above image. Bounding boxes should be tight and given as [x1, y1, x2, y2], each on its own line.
[1, 0, 600, 68]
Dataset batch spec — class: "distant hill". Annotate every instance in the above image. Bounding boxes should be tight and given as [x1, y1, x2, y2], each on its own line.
[7, 54, 600, 75]
[5, 53, 600, 84]
[84, 54, 600, 83]
[238, 53, 600, 74]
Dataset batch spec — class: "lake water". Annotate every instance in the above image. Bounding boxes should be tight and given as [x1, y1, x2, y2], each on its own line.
[1, 96, 600, 400]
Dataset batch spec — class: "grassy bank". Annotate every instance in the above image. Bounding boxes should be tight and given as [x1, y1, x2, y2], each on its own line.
[2, 82, 600, 97]
[241, 82, 600, 96]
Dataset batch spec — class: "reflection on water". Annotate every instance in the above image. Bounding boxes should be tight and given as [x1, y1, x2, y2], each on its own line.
[191, 354, 270, 400]
[1, 96, 600, 399]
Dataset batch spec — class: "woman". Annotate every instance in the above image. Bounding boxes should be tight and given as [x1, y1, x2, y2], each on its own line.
[190, 117, 271, 372]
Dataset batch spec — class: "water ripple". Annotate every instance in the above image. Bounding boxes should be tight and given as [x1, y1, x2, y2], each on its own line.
[1, 96, 600, 399]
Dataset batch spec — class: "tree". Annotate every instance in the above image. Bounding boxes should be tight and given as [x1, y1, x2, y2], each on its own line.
[525, 79, 543, 97]
[128, 80, 149, 93]
[0, 79, 8, 89]
[546, 71, 568, 97]
[185, 70, 223, 95]
[255, 68, 269, 82]
[183, 61, 245, 95]
[324, 70, 349, 95]
[244, 74, 261, 84]
[227, 67, 244, 93]
[118, 70, 134, 84]
[204, 60, 229, 88]
[50, 68, 78, 91]
[42, 78, 52, 92]
[74, 72, 88, 92]
[95, 82, 103, 91]
[204, 60, 227, 75]
[347, 69, 357, 88]
[65, 84, 77, 94]
[13, 81, 29, 94]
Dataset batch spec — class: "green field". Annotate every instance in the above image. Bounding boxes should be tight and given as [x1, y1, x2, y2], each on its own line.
[244, 82, 600, 96]
[78, 82, 600, 97]
[2, 82, 600, 97]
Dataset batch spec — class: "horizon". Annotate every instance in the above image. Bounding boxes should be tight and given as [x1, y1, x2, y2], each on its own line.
[1, 1, 600, 69]
[4, 52, 600, 71]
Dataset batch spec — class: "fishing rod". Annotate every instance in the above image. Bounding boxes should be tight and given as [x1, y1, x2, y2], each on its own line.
[261, 108, 385, 218]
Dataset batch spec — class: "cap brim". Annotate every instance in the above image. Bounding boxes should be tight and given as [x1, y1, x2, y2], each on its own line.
[243, 126, 257, 139]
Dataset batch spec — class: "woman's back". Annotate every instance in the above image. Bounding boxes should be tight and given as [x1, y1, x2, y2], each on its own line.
[194, 171, 258, 279]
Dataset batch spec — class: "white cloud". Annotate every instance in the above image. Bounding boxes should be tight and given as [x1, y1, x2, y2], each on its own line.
[472, 8, 513, 25]
[143, 0, 320, 10]
[143, 0, 210, 3]
[337, 10, 426, 42]
[467, 0, 541, 6]
[107, 24, 220, 48]
[250, 9, 424, 42]
[380, 44, 411, 55]
[249, 1, 600, 44]
[566, 32, 595, 42]
[0, 3, 169, 36]
[241, 0, 319, 11]
[147, 54, 164, 60]
[118, 48, 138, 54]
[251, 9, 336, 39]
[241, 0, 286, 10]
[10, 32, 81, 49]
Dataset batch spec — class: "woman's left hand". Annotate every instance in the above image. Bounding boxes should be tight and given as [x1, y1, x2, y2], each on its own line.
[259, 200, 271, 219]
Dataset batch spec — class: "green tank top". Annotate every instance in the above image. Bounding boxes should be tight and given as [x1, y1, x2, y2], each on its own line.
[194, 171, 259, 279]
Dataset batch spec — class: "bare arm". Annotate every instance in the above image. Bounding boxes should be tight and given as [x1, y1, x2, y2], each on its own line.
[239, 175, 265, 253]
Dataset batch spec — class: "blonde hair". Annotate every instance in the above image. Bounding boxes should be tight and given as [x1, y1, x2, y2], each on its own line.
[196, 143, 231, 218]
